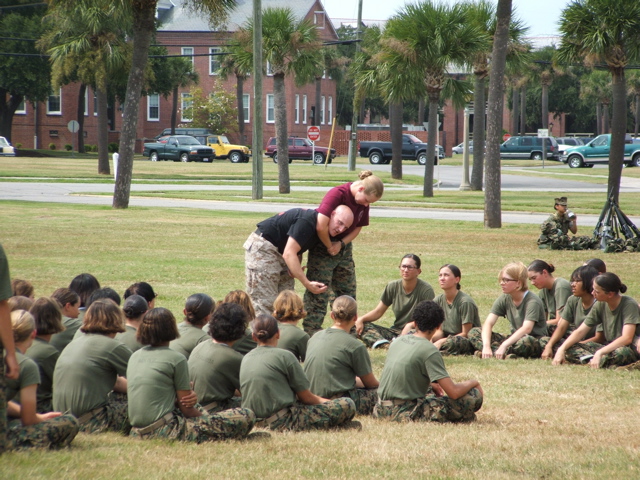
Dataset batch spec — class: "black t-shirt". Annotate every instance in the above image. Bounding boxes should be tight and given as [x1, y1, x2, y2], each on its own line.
[257, 209, 319, 254]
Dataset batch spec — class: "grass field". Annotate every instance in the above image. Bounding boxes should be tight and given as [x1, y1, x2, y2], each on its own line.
[1, 159, 639, 479]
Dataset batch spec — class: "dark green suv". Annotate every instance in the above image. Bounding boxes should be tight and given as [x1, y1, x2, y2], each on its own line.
[500, 136, 559, 160]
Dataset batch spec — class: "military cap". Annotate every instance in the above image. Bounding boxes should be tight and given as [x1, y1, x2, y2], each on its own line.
[554, 197, 568, 206]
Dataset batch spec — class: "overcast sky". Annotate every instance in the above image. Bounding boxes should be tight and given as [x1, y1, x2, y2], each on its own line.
[321, 0, 571, 38]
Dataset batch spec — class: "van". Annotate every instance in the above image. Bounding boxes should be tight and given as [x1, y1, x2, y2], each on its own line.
[500, 136, 559, 160]
[156, 128, 213, 145]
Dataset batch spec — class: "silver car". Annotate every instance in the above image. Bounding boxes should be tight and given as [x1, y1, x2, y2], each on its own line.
[0, 136, 16, 156]
[452, 141, 473, 155]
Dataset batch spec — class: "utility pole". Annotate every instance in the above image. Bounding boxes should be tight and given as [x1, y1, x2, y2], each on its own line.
[347, 0, 363, 171]
[252, 0, 263, 199]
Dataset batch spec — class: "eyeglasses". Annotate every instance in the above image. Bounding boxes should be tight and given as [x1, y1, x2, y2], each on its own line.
[500, 278, 517, 284]
[399, 264, 418, 270]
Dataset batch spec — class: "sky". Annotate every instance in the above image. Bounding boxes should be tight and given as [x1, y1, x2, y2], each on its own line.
[321, 0, 572, 38]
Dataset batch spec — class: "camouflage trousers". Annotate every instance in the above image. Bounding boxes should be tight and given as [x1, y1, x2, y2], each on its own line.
[265, 397, 356, 432]
[202, 396, 242, 414]
[439, 335, 475, 355]
[0, 348, 6, 454]
[468, 327, 542, 358]
[562, 341, 638, 368]
[373, 388, 483, 423]
[79, 396, 130, 434]
[359, 323, 401, 348]
[303, 242, 357, 336]
[244, 232, 294, 317]
[7, 414, 79, 450]
[130, 407, 255, 442]
[333, 388, 378, 416]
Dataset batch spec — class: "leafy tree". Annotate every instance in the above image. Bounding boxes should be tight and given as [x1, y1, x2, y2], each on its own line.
[558, 0, 640, 203]
[0, 2, 50, 143]
[182, 84, 237, 133]
[580, 70, 611, 135]
[530, 46, 565, 131]
[628, 71, 640, 138]
[219, 36, 251, 144]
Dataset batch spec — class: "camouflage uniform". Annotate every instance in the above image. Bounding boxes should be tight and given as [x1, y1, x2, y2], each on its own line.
[261, 397, 356, 432]
[468, 327, 542, 358]
[7, 414, 79, 450]
[341, 388, 378, 416]
[78, 397, 131, 435]
[561, 341, 638, 368]
[360, 323, 401, 348]
[439, 335, 475, 355]
[373, 387, 483, 423]
[538, 214, 597, 250]
[130, 407, 255, 442]
[303, 242, 356, 335]
[202, 397, 242, 414]
[0, 350, 6, 454]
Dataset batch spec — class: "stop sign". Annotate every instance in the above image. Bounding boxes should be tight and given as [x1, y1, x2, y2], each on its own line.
[307, 126, 320, 142]
[503, 133, 511, 142]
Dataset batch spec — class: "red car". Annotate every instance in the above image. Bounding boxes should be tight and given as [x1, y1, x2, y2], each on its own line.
[265, 136, 335, 164]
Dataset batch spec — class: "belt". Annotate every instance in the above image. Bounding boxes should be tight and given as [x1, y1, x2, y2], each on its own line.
[77, 406, 106, 425]
[132, 412, 174, 436]
[202, 401, 219, 412]
[378, 399, 412, 407]
[255, 407, 289, 428]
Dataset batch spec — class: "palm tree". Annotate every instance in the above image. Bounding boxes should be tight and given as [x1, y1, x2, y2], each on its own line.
[235, 7, 321, 193]
[381, 1, 485, 197]
[219, 36, 251, 144]
[626, 71, 640, 138]
[166, 57, 199, 135]
[530, 46, 565, 130]
[579, 70, 611, 135]
[558, 0, 640, 203]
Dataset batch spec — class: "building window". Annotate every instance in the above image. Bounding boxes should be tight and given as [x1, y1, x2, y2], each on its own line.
[266, 61, 274, 76]
[328, 96, 333, 125]
[266, 94, 275, 123]
[15, 98, 26, 114]
[209, 47, 221, 74]
[47, 89, 61, 115]
[147, 94, 160, 121]
[84, 88, 89, 116]
[314, 11, 325, 29]
[93, 92, 98, 116]
[181, 93, 192, 122]
[321, 95, 325, 125]
[295, 95, 300, 124]
[242, 93, 250, 123]
[302, 95, 307, 125]
[182, 47, 194, 66]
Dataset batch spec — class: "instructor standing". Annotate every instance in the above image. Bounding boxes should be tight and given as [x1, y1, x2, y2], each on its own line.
[303, 170, 384, 335]
[244, 206, 354, 317]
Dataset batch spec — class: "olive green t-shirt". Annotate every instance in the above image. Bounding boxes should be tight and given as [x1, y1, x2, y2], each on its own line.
[239, 346, 309, 418]
[490, 291, 548, 338]
[434, 291, 481, 336]
[52, 334, 132, 417]
[0, 244, 11, 302]
[232, 329, 258, 356]
[539, 278, 572, 320]
[303, 328, 372, 397]
[561, 295, 596, 338]
[6, 351, 41, 403]
[583, 295, 640, 344]
[380, 279, 435, 330]
[377, 335, 448, 401]
[50, 316, 83, 352]
[25, 337, 59, 407]
[189, 341, 242, 404]
[116, 325, 143, 353]
[169, 322, 209, 359]
[127, 346, 191, 428]
[277, 322, 310, 362]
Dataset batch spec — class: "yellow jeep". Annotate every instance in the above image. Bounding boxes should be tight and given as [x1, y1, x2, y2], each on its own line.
[206, 135, 251, 163]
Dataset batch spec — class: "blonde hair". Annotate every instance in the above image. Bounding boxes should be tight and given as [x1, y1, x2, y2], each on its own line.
[331, 295, 357, 322]
[273, 290, 306, 322]
[11, 309, 36, 343]
[499, 262, 529, 292]
[80, 299, 126, 334]
[356, 170, 384, 199]
[224, 290, 256, 320]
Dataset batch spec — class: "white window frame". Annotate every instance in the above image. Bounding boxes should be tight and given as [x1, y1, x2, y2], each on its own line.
[182, 47, 194, 67]
[93, 92, 98, 116]
[84, 88, 89, 116]
[328, 96, 333, 125]
[302, 95, 307, 125]
[181, 92, 193, 122]
[266, 94, 275, 123]
[15, 98, 26, 114]
[242, 93, 250, 123]
[266, 61, 274, 76]
[209, 47, 222, 75]
[314, 11, 325, 29]
[295, 94, 300, 124]
[321, 95, 326, 125]
[147, 94, 160, 121]
[47, 89, 62, 115]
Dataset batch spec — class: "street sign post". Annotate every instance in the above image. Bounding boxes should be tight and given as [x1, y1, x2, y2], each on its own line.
[538, 129, 549, 168]
[68, 120, 79, 155]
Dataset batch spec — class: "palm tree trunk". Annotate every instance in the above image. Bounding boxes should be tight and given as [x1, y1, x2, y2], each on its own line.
[602, 102, 610, 133]
[519, 85, 526, 135]
[171, 86, 178, 134]
[634, 93, 640, 138]
[596, 102, 601, 135]
[417, 98, 425, 126]
[484, 0, 512, 228]
[608, 70, 626, 203]
[274, 73, 290, 193]
[511, 86, 519, 135]
[114, 3, 156, 209]
[471, 74, 486, 191]
[423, 96, 438, 197]
[389, 101, 403, 180]
[97, 86, 109, 175]
[77, 84, 86, 154]
[236, 75, 245, 144]
[314, 77, 321, 126]
[541, 83, 549, 128]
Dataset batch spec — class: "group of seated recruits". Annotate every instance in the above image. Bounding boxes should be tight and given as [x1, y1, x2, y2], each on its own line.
[5, 268, 486, 450]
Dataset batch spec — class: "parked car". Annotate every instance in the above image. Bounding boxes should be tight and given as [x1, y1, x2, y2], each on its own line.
[206, 134, 251, 163]
[556, 137, 585, 155]
[561, 134, 640, 168]
[452, 141, 473, 155]
[142, 135, 215, 162]
[0, 136, 16, 156]
[155, 128, 213, 146]
[500, 136, 559, 160]
[265, 136, 335, 164]
[358, 134, 444, 165]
